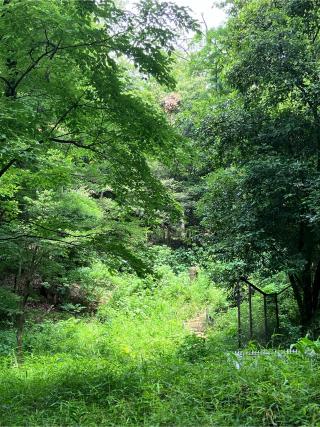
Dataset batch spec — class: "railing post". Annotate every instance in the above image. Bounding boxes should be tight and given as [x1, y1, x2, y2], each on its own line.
[263, 295, 268, 343]
[237, 282, 241, 348]
[248, 284, 253, 340]
[275, 293, 280, 331]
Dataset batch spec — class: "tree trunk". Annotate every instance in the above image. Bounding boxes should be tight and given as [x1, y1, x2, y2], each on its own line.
[312, 260, 320, 312]
[288, 273, 303, 316]
[290, 259, 320, 328]
[16, 279, 31, 364]
[16, 307, 26, 364]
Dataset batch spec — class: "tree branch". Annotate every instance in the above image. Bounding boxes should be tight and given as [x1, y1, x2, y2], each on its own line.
[12, 48, 58, 94]
[0, 158, 17, 178]
[312, 25, 320, 44]
[0, 75, 11, 86]
[30, 221, 97, 239]
[0, 234, 79, 246]
[49, 96, 83, 135]
[49, 137, 98, 151]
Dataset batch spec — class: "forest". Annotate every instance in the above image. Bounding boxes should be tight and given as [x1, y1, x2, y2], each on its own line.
[0, 0, 320, 425]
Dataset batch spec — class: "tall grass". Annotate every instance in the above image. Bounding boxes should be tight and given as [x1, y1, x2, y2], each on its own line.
[0, 268, 319, 426]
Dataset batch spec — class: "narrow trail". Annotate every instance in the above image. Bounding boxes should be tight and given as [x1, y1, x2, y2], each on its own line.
[184, 311, 208, 337]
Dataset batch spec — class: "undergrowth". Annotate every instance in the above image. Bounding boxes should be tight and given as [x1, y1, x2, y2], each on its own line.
[0, 267, 319, 426]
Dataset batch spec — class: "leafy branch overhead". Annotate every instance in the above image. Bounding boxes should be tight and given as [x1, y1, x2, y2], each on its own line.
[0, 0, 195, 270]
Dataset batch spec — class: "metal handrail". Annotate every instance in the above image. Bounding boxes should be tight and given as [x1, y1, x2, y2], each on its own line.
[240, 276, 291, 296]
[237, 276, 291, 348]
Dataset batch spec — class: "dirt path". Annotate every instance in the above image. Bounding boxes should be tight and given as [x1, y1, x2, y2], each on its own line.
[184, 311, 208, 337]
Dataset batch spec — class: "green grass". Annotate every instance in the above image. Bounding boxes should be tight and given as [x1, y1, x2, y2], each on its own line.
[0, 269, 319, 426]
[0, 351, 319, 426]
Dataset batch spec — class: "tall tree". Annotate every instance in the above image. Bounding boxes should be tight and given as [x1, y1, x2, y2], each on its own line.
[0, 0, 195, 250]
[0, 0, 196, 353]
[197, 0, 320, 326]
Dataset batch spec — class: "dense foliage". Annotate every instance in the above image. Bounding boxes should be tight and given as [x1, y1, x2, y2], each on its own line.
[0, 268, 319, 426]
[0, 0, 320, 425]
[0, 0, 195, 356]
[167, 0, 320, 328]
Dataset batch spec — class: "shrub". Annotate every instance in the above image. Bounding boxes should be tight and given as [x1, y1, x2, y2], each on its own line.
[0, 267, 318, 426]
[0, 288, 20, 323]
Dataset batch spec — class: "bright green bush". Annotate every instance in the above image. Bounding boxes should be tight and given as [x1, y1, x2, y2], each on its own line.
[24, 318, 110, 358]
[96, 269, 219, 360]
